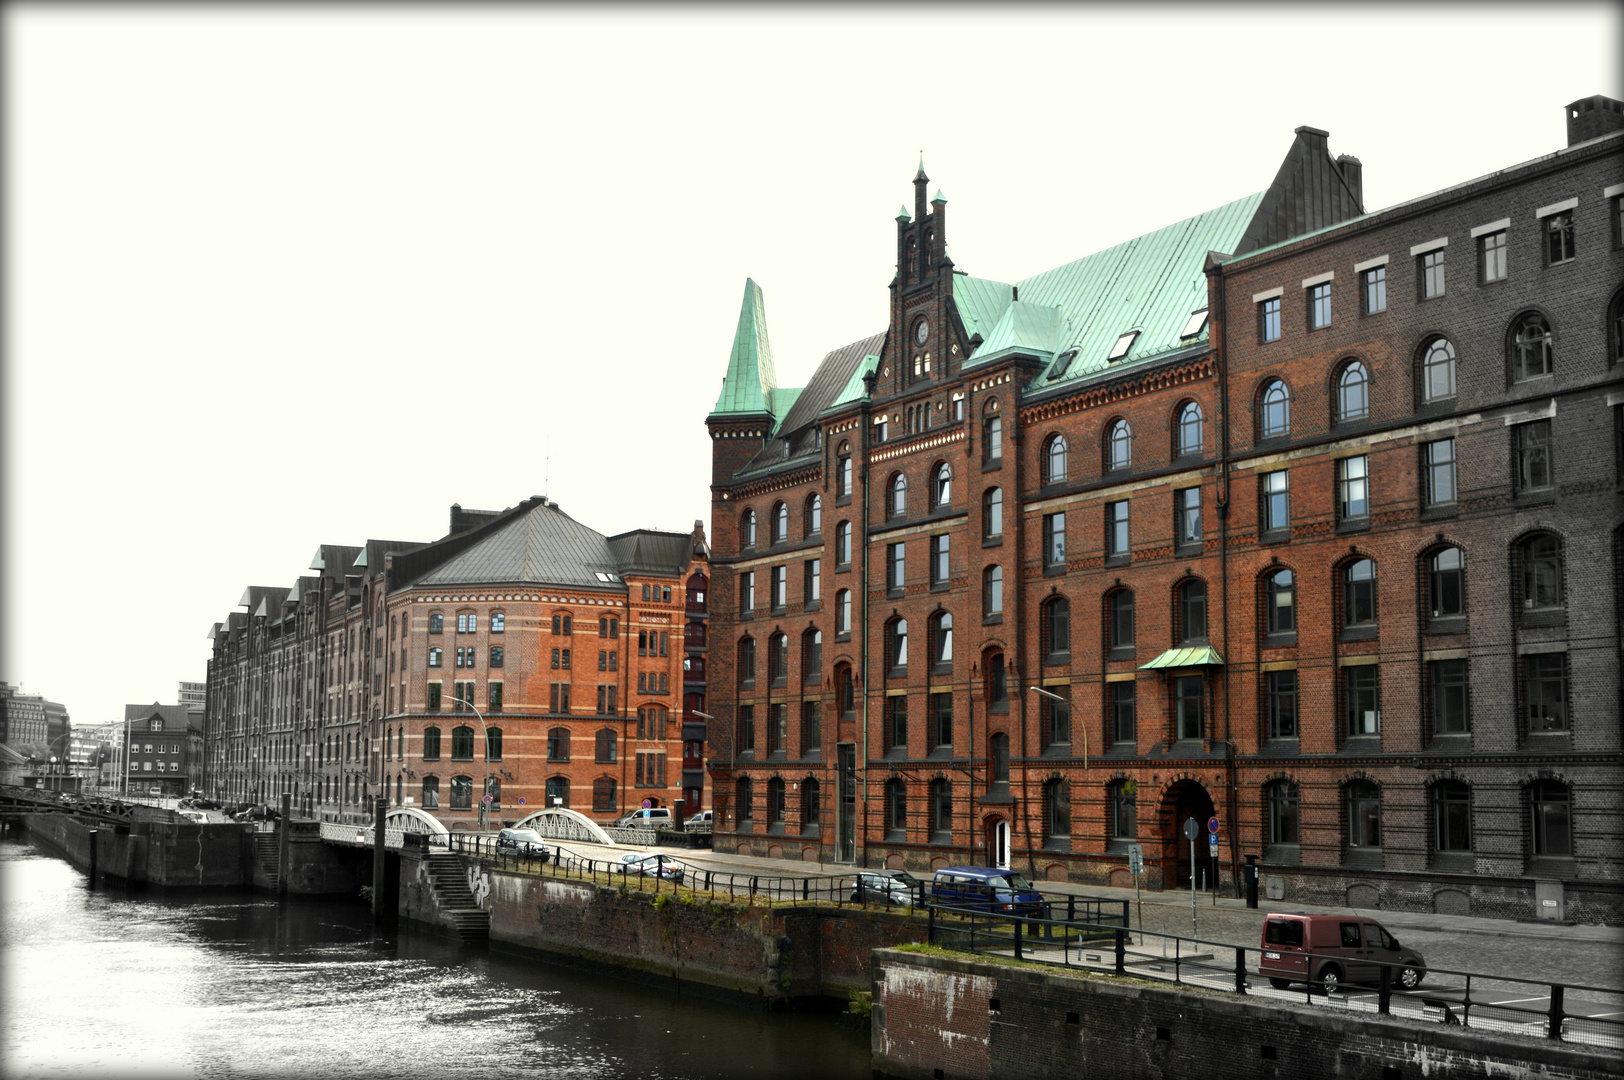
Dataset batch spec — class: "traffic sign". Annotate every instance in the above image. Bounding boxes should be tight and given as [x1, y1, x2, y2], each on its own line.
[1127, 843, 1143, 875]
[1182, 817, 1201, 841]
[1208, 834, 1219, 855]
[1208, 816, 1219, 834]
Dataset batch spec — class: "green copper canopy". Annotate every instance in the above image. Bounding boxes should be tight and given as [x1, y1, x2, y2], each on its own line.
[1139, 646, 1225, 670]
[710, 278, 778, 419]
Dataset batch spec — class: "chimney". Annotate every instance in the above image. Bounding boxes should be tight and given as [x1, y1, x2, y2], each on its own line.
[1336, 154, 1363, 210]
[1566, 94, 1624, 146]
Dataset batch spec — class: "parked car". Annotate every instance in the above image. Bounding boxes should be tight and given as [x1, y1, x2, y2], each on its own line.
[495, 828, 550, 859]
[1258, 913, 1426, 993]
[683, 809, 714, 832]
[852, 869, 920, 907]
[177, 810, 208, 825]
[616, 851, 683, 883]
[615, 807, 673, 830]
[930, 866, 1045, 917]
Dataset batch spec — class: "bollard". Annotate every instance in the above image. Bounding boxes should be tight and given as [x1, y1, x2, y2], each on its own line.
[1114, 927, 1127, 975]
[87, 828, 99, 888]
[1244, 854, 1259, 909]
[1236, 947, 1248, 994]
[1547, 985, 1565, 1040]
[370, 796, 386, 918]
[1378, 966, 1392, 1014]
[1013, 918, 1023, 961]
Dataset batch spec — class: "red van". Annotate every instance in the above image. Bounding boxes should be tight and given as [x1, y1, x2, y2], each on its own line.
[1259, 913, 1426, 993]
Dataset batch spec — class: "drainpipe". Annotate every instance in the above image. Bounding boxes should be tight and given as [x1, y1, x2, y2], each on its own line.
[1011, 385, 1036, 881]
[859, 376, 874, 868]
[1213, 258, 1243, 899]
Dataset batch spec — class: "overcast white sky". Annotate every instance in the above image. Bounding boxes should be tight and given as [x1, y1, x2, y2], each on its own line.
[5, 4, 1619, 730]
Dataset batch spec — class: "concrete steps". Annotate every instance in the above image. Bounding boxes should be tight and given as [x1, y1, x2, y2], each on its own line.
[425, 853, 489, 941]
[252, 834, 280, 890]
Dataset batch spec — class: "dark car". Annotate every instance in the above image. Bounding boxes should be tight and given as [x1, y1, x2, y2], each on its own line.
[931, 866, 1045, 917]
[495, 828, 550, 859]
[1258, 913, 1427, 993]
[852, 870, 920, 907]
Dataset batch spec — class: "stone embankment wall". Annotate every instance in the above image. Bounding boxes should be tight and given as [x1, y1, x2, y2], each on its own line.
[25, 813, 248, 888]
[870, 948, 1624, 1080]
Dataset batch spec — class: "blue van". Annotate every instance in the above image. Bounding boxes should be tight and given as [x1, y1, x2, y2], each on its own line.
[931, 866, 1044, 916]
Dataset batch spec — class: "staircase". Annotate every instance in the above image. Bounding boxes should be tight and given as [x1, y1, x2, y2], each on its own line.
[253, 834, 280, 891]
[425, 853, 489, 942]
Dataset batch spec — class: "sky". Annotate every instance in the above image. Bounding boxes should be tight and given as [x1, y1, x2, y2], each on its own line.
[5, 4, 1620, 730]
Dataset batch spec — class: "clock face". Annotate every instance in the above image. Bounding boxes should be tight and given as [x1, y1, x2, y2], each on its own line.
[915, 319, 930, 345]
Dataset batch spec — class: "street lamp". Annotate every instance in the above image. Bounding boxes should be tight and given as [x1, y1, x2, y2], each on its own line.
[1029, 686, 1088, 770]
[452, 696, 493, 832]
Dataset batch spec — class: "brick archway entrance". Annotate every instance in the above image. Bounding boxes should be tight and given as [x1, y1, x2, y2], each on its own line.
[1161, 779, 1215, 887]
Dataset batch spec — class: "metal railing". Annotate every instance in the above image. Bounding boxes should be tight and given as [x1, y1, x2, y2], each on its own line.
[924, 907, 1623, 1050]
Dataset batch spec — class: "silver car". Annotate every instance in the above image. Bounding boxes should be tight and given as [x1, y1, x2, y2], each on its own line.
[617, 851, 683, 883]
[496, 828, 550, 859]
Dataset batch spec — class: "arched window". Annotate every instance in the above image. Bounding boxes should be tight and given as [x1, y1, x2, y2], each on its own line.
[1336, 360, 1369, 423]
[1179, 579, 1207, 642]
[884, 778, 907, 836]
[1042, 596, 1070, 659]
[836, 444, 853, 498]
[1108, 779, 1137, 839]
[835, 589, 851, 635]
[930, 611, 954, 668]
[1429, 547, 1465, 619]
[741, 508, 757, 548]
[1259, 379, 1290, 438]
[834, 520, 852, 565]
[1176, 401, 1203, 457]
[734, 777, 753, 823]
[1422, 337, 1457, 402]
[888, 473, 907, 519]
[1044, 779, 1071, 841]
[450, 775, 473, 810]
[989, 732, 1009, 785]
[983, 487, 1003, 538]
[1265, 569, 1295, 636]
[737, 637, 756, 687]
[485, 727, 502, 762]
[983, 565, 1003, 615]
[771, 501, 789, 544]
[805, 494, 822, 537]
[931, 462, 952, 508]
[1266, 780, 1299, 845]
[983, 412, 1003, 462]
[768, 632, 788, 686]
[1108, 589, 1135, 650]
[887, 618, 909, 670]
[1344, 559, 1377, 627]
[802, 629, 822, 683]
[421, 775, 440, 808]
[547, 727, 569, 762]
[1511, 313, 1553, 381]
[835, 663, 855, 718]
[1045, 434, 1068, 484]
[1347, 780, 1382, 850]
[928, 778, 952, 840]
[595, 728, 617, 763]
[545, 775, 570, 808]
[451, 726, 474, 761]
[1433, 780, 1471, 853]
[1106, 418, 1132, 471]
[1519, 533, 1563, 611]
[767, 778, 786, 825]
[1528, 780, 1571, 857]
[985, 651, 1009, 711]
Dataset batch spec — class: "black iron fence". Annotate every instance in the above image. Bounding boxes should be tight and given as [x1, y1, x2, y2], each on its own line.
[925, 907, 1623, 1051]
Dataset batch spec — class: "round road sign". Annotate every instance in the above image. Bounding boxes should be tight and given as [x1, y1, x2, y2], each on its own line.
[1208, 816, 1219, 834]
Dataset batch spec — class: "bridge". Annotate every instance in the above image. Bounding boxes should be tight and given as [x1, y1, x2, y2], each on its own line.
[317, 806, 631, 849]
[0, 785, 137, 827]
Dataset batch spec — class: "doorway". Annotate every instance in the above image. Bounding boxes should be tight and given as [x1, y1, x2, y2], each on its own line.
[985, 818, 1010, 869]
[1162, 779, 1216, 887]
[836, 743, 856, 862]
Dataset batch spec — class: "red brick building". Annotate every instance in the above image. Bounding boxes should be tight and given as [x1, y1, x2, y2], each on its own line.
[704, 98, 1623, 921]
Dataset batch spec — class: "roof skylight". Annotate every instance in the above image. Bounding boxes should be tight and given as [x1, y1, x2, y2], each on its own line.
[1108, 331, 1139, 361]
[1180, 309, 1210, 338]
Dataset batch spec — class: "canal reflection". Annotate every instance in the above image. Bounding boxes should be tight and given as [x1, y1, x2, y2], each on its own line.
[1, 836, 870, 1079]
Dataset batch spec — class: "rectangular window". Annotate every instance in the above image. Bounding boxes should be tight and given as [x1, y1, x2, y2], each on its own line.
[491, 613, 504, 633]
[1111, 681, 1136, 744]
[930, 692, 953, 748]
[488, 682, 503, 712]
[1338, 456, 1368, 521]
[1431, 659, 1469, 735]
[1174, 676, 1203, 740]
[1516, 421, 1552, 492]
[770, 566, 786, 612]
[1267, 670, 1298, 739]
[1421, 249, 1446, 298]
[805, 558, 821, 603]
[454, 682, 474, 711]
[1176, 487, 1201, 548]
[1262, 470, 1290, 533]
[1525, 654, 1567, 731]
[737, 705, 755, 753]
[888, 543, 905, 591]
[1363, 266, 1387, 314]
[1480, 230, 1508, 282]
[598, 650, 607, 671]
[1259, 297, 1281, 342]
[549, 682, 571, 714]
[741, 570, 756, 613]
[1309, 282, 1331, 329]
[884, 695, 908, 752]
[1039, 687, 1069, 747]
[1104, 500, 1130, 559]
[489, 646, 504, 668]
[930, 535, 949, 585]
[1346, 665, 1380, 735]
[560, 648, 570, 670]
[1546, 211, 1575, 264]
[426, 683, 441, 712]
[1421, 438, 1457, 506]
[801, 699, 821, 756]
[1043, 511, 1066, 567]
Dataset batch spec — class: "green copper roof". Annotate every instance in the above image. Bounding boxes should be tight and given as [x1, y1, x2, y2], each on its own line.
[829, 354, 880, 410]
[768, 387, 804, 436]
[710, 278, 778, 418]
[1139, 645, 1225, 670]
[959, 192, 1263, 383]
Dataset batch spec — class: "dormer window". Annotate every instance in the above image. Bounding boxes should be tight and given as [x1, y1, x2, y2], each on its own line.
[1048, 349, 1078, 380]
[150, 719, 164, 732]
[1108, 331, 1139, 361]
[1180, 310, 1209, 339]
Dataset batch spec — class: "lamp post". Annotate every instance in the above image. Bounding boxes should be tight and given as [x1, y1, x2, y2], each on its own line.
[1029, 686, 1087, 770]
[453, 696, 492, 832]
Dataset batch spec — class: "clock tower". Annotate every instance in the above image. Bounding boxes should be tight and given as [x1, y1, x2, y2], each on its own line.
[883, 159, 959, 404]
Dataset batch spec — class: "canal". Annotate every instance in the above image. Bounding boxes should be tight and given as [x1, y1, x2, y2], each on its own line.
[1, 834, 871, 1079]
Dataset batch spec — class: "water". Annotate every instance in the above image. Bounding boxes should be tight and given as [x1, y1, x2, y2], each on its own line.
[1, 836, 871, 1079]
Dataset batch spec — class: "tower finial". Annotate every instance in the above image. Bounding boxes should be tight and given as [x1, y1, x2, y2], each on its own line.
[916, 151, 925, 179]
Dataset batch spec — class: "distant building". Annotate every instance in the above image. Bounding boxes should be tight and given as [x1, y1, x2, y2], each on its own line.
[0, 682, 49, 749]
[124, 703, 203, 798]
[178, 682, 206, 712]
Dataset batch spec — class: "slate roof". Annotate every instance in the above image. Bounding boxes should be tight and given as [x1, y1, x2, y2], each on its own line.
[396, 498, 626, 592]
[124, 702, 193, 727]
[733, 331, 885, 478]
[607, 530, 695, 577]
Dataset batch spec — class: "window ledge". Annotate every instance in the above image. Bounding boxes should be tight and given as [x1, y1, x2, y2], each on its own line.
[1263, 737, 1300, 754]
[981, 459, 1003, 474]
[982, 536, 1003, 548]
[931, 662, 952, 677]
[883, 829, 906, 844]
[1174, 543, 1202, 559]
[1043, 563, 1068, 577]
[835, 496, 851, 508]
[929, 581, 951, 593]
[1107, 646, 1136, 662]
[1518, 610, 1566, 629]
[927, 746, 954, 761]
[1041, 742, 1071, 759]
[1262, 633, 1297, 649]
[1526, 856, 1578, 879]
[1336, 518, 1371, 534]
[1341, 735, 1382, 753]
[1514, 490, 1557, 508]
[1426, 617, 1467, 636]
[1420, 503, 1458, 521]
[1340, 625, 1378, 642]
[1104, 555, 1130, 568]
[1260, 529, 1292, 546]
[1045, 651, 1071, 667]
[1042, 838, 1072, 854]
[887, 589, 905, 600]
[929, 832, 953, 847]
[1263, 844, 1301, 867]
[803, 601, 821, 613]
[1430, 852, 1475, 874]
[983, 613, 1004, 626]
[834, 632, 851, 644]
[1342, 848, 1384, 870]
